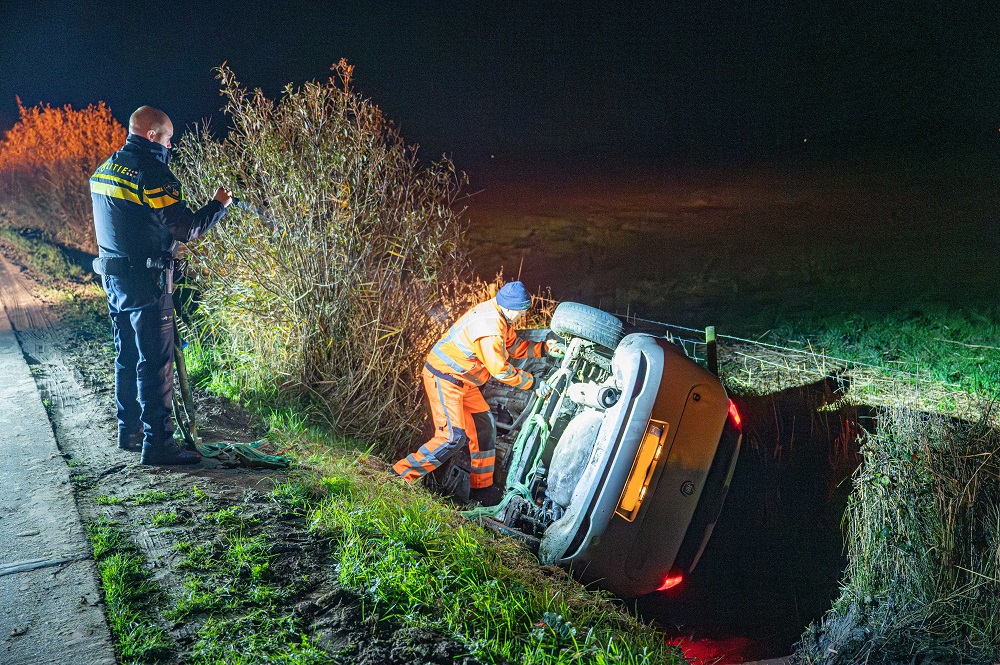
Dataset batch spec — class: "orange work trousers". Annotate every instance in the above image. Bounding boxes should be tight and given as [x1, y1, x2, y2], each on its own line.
[393, 366, 496, 489]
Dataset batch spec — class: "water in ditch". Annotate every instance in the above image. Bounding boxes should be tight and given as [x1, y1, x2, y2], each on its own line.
[638, 380, 870, 663]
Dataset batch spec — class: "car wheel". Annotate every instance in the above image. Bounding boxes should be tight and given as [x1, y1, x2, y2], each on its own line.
[550, 302, 625, 352]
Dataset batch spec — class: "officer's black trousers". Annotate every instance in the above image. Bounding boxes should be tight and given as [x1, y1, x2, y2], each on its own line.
[107, 290, 175, 446]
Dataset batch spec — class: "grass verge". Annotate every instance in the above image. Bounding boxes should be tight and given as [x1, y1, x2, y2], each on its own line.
[0, 226, 87, 283]
[86, 518, 172, 662]
[795, 406, 1000, 664]
[285, 455, 680, 664]
[767, 309, 1000, 399]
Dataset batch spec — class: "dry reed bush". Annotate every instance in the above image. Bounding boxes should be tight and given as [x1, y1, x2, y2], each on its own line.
[173, 62, 483, 456]
[0, 99, 125, 253]
[795, 405, 1000, 664]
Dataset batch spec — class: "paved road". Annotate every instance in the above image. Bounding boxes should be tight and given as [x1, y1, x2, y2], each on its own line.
[0, 255, 115, 664]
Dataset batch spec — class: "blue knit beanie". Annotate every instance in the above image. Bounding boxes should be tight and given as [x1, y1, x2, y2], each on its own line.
[496, 281, 532, 310]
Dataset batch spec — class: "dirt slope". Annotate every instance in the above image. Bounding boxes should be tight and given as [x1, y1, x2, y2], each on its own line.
[0, 243, 475, 664]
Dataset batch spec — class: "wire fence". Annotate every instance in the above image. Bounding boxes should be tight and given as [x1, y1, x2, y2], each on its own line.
[616, 312, 993, 420]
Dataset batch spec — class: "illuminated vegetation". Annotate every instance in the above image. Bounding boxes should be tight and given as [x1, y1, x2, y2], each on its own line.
[796, 407, 1000, 664]
[0, 99, 125, 252]
[172, 61, 486, 458]
[288, 452, 682, 664]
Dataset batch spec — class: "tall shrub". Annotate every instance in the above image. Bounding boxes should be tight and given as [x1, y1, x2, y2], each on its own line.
[174, 62, 481, 454]
[795, 405, 1000, 664]
[0, 99, 125, 252]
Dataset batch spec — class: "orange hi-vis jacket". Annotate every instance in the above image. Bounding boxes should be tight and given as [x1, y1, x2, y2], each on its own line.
[426, 298, 545, 389]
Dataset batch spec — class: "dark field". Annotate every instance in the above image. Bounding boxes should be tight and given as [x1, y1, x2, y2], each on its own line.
[466, 154, 1000, 333]
[468, 153, 1000, 662]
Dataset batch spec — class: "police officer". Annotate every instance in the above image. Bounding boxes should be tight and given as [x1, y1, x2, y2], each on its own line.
[91, 106, 231, 465]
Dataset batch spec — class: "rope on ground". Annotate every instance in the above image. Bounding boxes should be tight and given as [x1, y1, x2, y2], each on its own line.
[195, 440, 290, 469]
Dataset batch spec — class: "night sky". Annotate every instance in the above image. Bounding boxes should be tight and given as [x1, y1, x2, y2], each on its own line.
[2, 1, 999, 169]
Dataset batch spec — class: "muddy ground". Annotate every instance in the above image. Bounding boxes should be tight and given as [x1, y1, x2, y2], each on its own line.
[0, 241, 477, 664]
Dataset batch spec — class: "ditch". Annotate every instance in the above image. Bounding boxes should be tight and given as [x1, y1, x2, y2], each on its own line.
[642, 378, 870, 663]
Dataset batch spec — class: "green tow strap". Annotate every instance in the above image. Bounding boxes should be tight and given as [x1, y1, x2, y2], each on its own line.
[172, 318, 290, 470]
[194, 440, 290, 469]
[461, 347, 584, 521]
[461, 382, 557, 520]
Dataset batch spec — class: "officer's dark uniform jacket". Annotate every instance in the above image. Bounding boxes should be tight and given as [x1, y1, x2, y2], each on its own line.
[91, 133, 227, 448]
[91, 134, 226, 311]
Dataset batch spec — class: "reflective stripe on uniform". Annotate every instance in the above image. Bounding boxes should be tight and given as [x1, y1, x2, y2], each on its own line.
[145, 193, 181, 209]
[436, 375, 453, 442]
[143, 184, 181, 209]
[429, 343, 467, 374]
[429, 323, 482, 374]
[91, 173, 140, 190]
[90, 180, 142, 205]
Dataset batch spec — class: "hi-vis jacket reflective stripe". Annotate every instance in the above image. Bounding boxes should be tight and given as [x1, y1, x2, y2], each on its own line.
[90, 134, 226, 271]
[426, 298, 545, 388]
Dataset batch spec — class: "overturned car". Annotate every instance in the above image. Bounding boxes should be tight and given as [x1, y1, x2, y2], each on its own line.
[436, 302, 743, 599]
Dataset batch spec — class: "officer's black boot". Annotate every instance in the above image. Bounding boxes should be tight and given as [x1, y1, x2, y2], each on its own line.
[118, 427, 144, 452]
[140, 440, 201, 466]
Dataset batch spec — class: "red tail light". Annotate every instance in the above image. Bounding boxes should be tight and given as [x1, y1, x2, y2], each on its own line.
[727, 399, 742, 431]
[657, 573, 683, 591]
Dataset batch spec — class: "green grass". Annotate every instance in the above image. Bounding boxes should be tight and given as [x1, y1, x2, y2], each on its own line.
[205, 506, 259, 530]
[174, 539, 217, 570]
[184, 338, 244, 402]
[223, 533, 273, 581]
[183, 338, 349, 451]
[131, 489, 176, 505]
[0, 227, 86, 283]
[772, 309, 1000, 396]
[269, 479, 322, 516]
[168, 520, 321, 663]
[96, 494, 126, 506]
[151, 511, 183, 527]
[188, 612, 329, 665]
[166, 576, 226, 622]
[301, 459, 679, 665]
[86, 518, 171, 661]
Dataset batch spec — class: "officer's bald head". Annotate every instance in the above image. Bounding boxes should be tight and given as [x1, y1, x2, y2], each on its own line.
[129, 106, 174, 148]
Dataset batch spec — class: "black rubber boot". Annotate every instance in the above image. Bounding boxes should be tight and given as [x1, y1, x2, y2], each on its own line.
[140, 441, 201, 466]
[468, 485, 504, 507]
[118, 428, 144, 452]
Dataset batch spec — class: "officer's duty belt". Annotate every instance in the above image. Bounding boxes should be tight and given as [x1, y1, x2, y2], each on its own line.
[92, 256, 132, 277]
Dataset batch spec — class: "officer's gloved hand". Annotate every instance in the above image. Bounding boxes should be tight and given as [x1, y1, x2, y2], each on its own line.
[214, 186, 234, 207]
[535, 379, 554, 399]
[545, 339, 566, 358]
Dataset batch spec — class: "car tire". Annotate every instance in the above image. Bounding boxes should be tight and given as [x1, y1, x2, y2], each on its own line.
[550, 302, 625, 351]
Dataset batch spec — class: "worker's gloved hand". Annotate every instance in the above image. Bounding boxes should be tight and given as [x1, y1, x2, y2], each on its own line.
[545, 339, 566, 358]
[535, 379, 554, 399]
